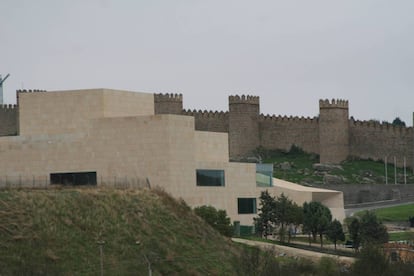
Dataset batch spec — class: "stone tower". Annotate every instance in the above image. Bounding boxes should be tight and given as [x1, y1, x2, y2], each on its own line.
[228, 95, 260, 159]
[154, 93, 183, 115]
[319, 99, 349, 164]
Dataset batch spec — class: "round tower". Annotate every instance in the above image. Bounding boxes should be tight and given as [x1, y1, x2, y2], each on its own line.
[319, 99, 349, 164]
[228, 95, 260, 160]
[154, 93, 183, 115]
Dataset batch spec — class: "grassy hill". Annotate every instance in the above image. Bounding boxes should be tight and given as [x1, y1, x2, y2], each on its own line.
[0, 188, 239, 275]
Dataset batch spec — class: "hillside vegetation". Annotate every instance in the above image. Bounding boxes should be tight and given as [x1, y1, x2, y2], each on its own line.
[0, 188, 239, 275]
[258, 146, 414, 185]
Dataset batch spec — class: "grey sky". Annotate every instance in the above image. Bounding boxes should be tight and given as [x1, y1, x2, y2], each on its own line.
[1, 0, 413, 125]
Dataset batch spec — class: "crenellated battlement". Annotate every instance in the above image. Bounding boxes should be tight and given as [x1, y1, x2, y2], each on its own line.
[154, 93, 183, 102]
[0, 104, 17, 110]
[229, 95, 259, 105]
[319, 99, 348, 109]
[350, 118, 413, 134]
[259, 114, 318, 124]
[183, 109, 229, 119]
[16, 89, 47, 93]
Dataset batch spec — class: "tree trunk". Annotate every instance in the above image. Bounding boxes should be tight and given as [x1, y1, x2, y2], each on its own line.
[320, 233, 323, 248]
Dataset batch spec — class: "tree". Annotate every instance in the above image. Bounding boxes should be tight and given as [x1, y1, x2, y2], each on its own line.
[254, 190, 277, 239]
[287, 203, 303, 243]
[392, 117, 406, 127]
[347, 217, 361, 252]
[347, 211, 388, 252]
[359, 211, 388, 245]
[326, 219, 345, 250]
[274, 193, 294, 242]
[302, 201, 332, 247]
[194, 205, 233, 237]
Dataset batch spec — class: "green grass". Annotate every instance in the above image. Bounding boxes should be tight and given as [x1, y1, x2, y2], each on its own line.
[371, 204, 414, 222]
[388, 231, 414, 241]
[0, 188, 240, 275]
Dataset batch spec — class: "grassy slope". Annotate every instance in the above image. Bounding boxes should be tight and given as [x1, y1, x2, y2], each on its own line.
[0, 188, 239, 275]
[263, 149, 413, 185]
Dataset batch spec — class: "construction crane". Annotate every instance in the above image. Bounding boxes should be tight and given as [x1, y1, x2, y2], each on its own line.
[0, 73, 10, 104]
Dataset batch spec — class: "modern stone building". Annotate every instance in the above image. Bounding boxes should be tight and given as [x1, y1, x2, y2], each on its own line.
[0, 89, 345, 225]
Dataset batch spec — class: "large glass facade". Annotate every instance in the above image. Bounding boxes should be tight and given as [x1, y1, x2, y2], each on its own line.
[256, 163, 273, 187]
[237, 198, 257, 214]
[196, 169, 225, 186]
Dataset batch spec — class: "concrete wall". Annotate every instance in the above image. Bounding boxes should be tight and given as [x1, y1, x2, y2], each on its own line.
[314, 184, 414, 205]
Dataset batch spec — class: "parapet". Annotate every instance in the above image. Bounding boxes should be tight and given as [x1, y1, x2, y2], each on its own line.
[259, 114, 318, 124]
[0, 104, 17, 110]
[154, 93, 183, 102]
[16, 89, 47, 105]
[229, 95, 259, 105]
[350, 118, 413, 134]
[319, 99, 348, 109]
[16, 89, 47, 93]
[183, 109, 229, 119]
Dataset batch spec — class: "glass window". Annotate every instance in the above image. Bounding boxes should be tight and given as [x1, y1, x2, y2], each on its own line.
[196, 169, 225, 186]
[50, 172, 97, 186]
[256, 163, 273, 187]
[237, 198, 257, 214]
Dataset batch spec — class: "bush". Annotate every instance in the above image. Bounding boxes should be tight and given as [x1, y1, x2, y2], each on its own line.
[194, 205, 233, 237]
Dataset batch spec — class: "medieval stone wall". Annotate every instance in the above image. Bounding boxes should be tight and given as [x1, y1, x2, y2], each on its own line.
[228, 95, 260, 159]
[154, 93, 182, 115]
[349, 119, 414, 167]
[319, 99, 349, 164]
[182, 110, 228, 132]
[259, 115, 320, 154]
[0, 104, 18, 136]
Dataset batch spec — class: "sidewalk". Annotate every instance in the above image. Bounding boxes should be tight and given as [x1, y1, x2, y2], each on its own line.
[232, 238, 355, 265]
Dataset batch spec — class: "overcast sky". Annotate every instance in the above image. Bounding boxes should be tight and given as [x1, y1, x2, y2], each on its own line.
[1, 0, 413, 125]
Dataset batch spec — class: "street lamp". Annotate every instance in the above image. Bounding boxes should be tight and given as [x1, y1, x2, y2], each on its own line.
[96, 240, 105, 276]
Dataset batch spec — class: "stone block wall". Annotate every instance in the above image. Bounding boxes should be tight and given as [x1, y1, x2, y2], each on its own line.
[349, 119, 413, 167]
[259, 115, 320, 154]
[0, 104, 18, 136]
[154, 93, 183, 115]
[182, 110, 228, 132]
[228, 95, 260, 159]
[319, 99, 349, 164]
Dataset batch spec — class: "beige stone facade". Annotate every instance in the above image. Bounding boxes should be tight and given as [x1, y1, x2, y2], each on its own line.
[0, 89, 345, 225]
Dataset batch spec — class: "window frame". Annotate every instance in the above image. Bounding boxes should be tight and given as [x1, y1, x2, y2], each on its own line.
[196, 169, 225, 187]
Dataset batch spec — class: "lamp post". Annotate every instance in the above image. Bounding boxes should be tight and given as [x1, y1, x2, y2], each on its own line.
[96, 240, 105, 276]
[136, 240, 152, 276]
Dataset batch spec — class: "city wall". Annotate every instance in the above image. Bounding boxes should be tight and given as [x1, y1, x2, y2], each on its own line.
[259, 115, 319, 154]
[155, 94, 414, 169]
[349, 119, 413, 167]
[0, 104, 17, 136]
[1, 91, 413, 169]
